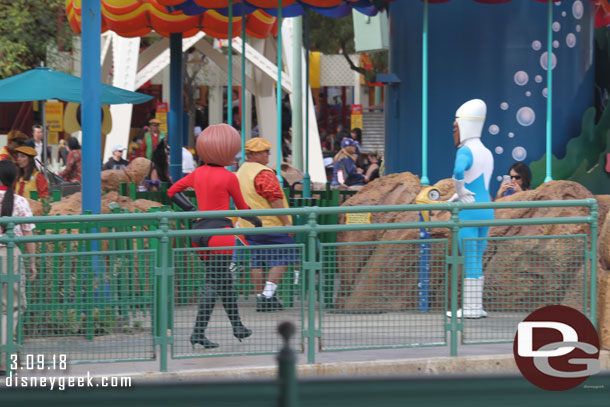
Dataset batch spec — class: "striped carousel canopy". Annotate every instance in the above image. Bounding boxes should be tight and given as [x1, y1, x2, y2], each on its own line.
[65, 0, 609, 39]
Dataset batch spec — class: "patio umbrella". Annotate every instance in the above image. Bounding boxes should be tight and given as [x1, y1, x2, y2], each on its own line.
[0, 67, 152, 198]
[0, 67, 152, 104]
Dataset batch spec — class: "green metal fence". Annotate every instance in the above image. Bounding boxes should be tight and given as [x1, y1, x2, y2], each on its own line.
[0, 198, 598, 372]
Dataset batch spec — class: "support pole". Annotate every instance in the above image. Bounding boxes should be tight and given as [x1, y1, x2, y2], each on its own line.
[81, 0, 102, 214]
[420, 0, 430, 186]
[277, 0, 284, 185]
[544, 0, 554, 183]
[241, 4, 247, 163]
[228, 0, 234, 127]
[303, 10, 311, 198]
[291, 16, 303, 172]
[169, 34, 184, 182]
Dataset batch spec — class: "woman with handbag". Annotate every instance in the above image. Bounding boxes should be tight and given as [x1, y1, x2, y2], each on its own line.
[168, 124, 260, 350]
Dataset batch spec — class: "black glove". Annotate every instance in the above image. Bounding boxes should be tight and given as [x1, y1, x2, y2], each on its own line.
[241, 216, 262, 227]
[170, 192, 196, 212]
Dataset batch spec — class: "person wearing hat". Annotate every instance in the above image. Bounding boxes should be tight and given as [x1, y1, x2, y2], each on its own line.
[142, 118, 166, 160]
[0, 130, 29, 163]
[331, 137, 365, 187]
[103, 144, 130, 171]
[14, 145, 48, 199]
[236, 137, 297, 312]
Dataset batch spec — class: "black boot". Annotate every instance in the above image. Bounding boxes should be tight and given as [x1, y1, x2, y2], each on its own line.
[190, 283, 219, 349]
[216, 255, 252, 342]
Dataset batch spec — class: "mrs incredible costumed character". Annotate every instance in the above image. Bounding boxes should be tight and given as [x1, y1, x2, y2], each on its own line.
[448, 99, 494, 319]
[168, 124, 262, 349]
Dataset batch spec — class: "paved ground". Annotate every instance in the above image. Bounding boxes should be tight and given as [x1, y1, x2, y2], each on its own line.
[6, 301, 609, 384]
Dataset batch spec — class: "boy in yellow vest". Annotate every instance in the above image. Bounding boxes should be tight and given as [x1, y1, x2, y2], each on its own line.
[236, 138, 296, 312]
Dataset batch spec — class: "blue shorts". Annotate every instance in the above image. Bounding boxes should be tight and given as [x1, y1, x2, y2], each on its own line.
[244, 233, 298, 268]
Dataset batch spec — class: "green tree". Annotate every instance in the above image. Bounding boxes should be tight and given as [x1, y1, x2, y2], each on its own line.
[305, 12, 387, 83]
[0, 0, 73, 78]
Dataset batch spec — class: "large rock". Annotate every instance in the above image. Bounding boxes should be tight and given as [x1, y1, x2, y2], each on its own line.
[49, 192, 162, 216]
[102, 158, 151, 192]
[332, 176, 610, 349]
[334, 172, 454, 312]
[26, 198, 42, 217]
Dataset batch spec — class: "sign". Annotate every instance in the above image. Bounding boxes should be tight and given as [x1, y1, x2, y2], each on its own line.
[345, 212, 370, 224]
[156, 102, 168, 134]
[351, 104, 363, 130]
[513, 305, 600, 391]
[45, 102, 63, 144]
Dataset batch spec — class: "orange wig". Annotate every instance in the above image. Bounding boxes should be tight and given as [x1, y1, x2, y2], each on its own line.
[196, 123, 241, 166]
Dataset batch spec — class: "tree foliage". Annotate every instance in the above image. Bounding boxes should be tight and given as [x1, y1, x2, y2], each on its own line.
[0, 0, 73, 78]
[305, 12, 388, 83]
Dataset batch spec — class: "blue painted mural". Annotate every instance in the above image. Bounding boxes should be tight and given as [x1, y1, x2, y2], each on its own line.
[385, 0, 595, 195]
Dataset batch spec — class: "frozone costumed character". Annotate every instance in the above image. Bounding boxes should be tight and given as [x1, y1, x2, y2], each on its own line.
[168, 124, 261, 349]
[448, 99, 494, 319]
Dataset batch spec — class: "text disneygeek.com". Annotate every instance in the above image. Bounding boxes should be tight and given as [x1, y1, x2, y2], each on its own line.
[4, 372, 132, 391]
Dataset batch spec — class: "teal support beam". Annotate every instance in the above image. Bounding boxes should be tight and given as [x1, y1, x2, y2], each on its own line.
[241, 5, 246, 163]
[228, 0, 233, 127]
[374, 86, 381, 108]
[169, 34, 183, 182]
[277, 0, 284, 186]
[303, 10, 311, 198]
[544, 0, 553, 183]
[420, 0, 430, 186]
[292, 16, 303, 172]
[81, 0, 102, 214]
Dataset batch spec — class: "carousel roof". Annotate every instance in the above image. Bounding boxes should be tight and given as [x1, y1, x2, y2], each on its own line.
[66, 0, 609, 39]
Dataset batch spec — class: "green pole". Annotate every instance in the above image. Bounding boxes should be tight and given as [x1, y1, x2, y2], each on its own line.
[292, 16, 303, 172]
[228, 0, 233, 127]
[544, 0, 553, 183]
[241, 5, 246, 164]
[303, 10, 311, 198]
[277, 0, 284, 186]
[421, 0, 430, 186]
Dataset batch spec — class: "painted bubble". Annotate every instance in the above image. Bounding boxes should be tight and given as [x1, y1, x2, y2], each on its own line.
[514, 71, 529, 86]
[535, 75, 543, 83]
[531, 40, 542, 51]
[495, 146, 504, 155]
[555, 1, 562, 6]
[553, 40, 560, 49]
[562, 11, 566, 17]
[489, 125, 500, 135]
[552, 22, 561, 32]
[572, 1, 583, 19]
[542, 88, 548, 98]
[496, 175, 503, 182]
[540, 52, 557, 71]
[508, 132, 515, 138]
[512, 146, 527, 162]
[566, 33, 577, 48]
[525, 91, 531, 97]
[516, 107, 536, 126]
[576, 25, 581, 33]
[500, 102, 509, 110]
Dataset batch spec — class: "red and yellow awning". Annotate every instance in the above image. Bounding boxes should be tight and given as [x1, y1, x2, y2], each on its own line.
[65, 0, 609, 39]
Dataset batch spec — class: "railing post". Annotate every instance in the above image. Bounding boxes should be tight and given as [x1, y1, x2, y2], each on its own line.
[589, 199, 598, 327]
[3, 222, 17, 375]
[157, 215, 173, 372]
[277, 321, 298, 407]
[304, 212, 320, 363]
[447, 205, 462, 357]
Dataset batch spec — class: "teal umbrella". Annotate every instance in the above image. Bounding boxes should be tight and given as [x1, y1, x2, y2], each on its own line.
[0, 67, 152, 104]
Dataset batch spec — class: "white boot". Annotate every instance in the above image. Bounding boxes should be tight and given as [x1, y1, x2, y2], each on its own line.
[477, 277, 488, 318]
[447, 278, 484, 319]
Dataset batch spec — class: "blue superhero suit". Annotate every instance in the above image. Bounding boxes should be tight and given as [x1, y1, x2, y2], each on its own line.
[449, 99, 494, 319]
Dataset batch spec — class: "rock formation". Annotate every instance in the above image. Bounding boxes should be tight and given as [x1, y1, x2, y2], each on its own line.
[334, 173, 610, 349]
[101, 157, 151, 192]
